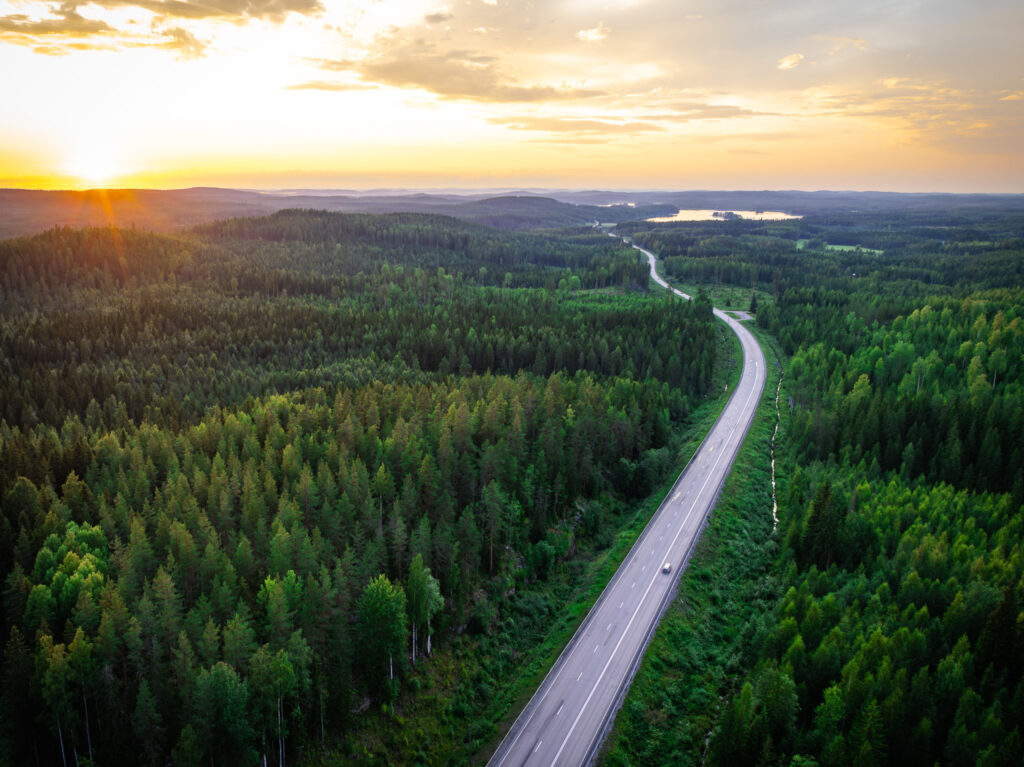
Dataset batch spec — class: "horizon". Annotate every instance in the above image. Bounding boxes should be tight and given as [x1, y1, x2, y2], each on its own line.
[6, 185, 1024, 197]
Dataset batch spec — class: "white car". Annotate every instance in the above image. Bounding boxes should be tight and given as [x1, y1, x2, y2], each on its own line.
[662, 562, 672, 574]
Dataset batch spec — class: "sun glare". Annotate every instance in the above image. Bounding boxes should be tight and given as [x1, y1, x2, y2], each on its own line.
[62, 144, 123, 187]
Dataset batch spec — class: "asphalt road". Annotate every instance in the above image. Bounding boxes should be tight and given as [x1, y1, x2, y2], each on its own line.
[486, 239, 767, 767]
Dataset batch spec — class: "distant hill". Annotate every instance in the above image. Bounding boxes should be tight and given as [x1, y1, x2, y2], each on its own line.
[0, 188, 274, 239]
[0, 188, 668, 238]
[2, 187, 1022, 239]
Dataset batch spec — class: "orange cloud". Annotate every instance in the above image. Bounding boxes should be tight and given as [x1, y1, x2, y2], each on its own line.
[777, 53, 804, 70]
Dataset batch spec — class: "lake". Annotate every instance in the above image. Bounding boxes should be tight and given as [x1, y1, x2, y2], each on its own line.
[646, 209, 802, 222]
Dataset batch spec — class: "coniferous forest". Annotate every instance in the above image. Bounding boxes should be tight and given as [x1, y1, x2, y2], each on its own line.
[0, 210, 718, 764]
[3, 199, 1024, 767]
[608, 208, 1024, 766]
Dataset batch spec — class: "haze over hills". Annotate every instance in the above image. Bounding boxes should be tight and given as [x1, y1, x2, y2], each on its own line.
[0, 188, 662, 238]
[3, 187, 1024, 240]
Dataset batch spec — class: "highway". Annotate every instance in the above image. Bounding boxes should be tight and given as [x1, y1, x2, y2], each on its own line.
[487, 238, 767, 767]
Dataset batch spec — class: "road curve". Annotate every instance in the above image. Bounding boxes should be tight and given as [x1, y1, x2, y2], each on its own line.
[486, 237, 767, 767]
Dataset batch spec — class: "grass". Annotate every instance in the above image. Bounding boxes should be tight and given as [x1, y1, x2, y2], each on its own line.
[795, 238, 883, 256]
[660, 279, 771, 315]
[825, 243, 883, 255]
[316, 312, 743, 766]
[599, 282, 788, 765]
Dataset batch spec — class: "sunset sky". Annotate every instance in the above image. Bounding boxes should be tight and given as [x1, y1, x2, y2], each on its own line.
[1, 0, 1022, 191]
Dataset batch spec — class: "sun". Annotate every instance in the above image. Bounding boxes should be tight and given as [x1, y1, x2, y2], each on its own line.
[62, 141, 124, 187]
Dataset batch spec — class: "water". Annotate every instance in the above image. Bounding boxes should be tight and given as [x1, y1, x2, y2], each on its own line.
[646, 209, 801, 222]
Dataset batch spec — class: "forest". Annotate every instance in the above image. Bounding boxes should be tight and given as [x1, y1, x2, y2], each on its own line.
[608, 209, 1024, 766]
[6, 199, 1023, 767]
[0, 211, 719, 764]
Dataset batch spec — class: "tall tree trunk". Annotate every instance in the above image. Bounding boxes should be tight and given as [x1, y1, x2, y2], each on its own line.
[319, 688, 325, 753]
[277, 695, 284, 767]
[57, 719, 67, 767]
[82, 691, 92, 762]
[411, 623, 416, 665]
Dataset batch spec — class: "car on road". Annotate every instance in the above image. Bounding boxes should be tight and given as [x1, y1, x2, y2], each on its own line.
[662, 562, 672, 574]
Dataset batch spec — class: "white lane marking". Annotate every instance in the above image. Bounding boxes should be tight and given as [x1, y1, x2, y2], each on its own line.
[632, 582, 636, 588]
[548, 384, 753, 767]
[534, 741, 542, 753]
[556, 704, 563, 716]
[497, 247, 765, 767]
[593, 644, 599, 653]
[619, 602, 624, 609]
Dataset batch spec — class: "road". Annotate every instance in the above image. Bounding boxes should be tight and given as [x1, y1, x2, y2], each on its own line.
[486, 238, 767, 767]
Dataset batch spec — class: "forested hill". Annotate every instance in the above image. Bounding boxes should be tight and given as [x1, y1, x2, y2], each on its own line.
[0, 212, 719, 764]
[193, 208, 655, 284]
[0, 188, 673, 239]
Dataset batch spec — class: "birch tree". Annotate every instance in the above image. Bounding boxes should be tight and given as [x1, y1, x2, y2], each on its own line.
[356, 574, 407, 697]
[406, 554, 443, 663]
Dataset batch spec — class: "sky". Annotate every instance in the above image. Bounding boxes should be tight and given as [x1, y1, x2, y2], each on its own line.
[0, 0, 1022, 191]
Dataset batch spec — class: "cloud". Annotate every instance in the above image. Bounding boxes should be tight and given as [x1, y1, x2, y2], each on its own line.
[285, 80, 377, 91]
[480, 0, 496, 5]
[667, 102, 776, 120]
[0, 3, 207, 56]
[306, 57, 350, 72]
[0, 3, 113, 36]
[577, 23, 609, 43]
[330, 39, 603, 103]
[94, 0, 323, 22]
[424, 8, 453, 25]
[154, 25, 205, 57]
[490, 115, 663, 134]
[997, 91, 1023, 101]
[879, 77, 930, 90]
[805, 78, 1024, 151]
[816, 35, 868, 55]
[30, 40, 117, 53]
[777, 53, 804, 70]
[0, 0, 318, 56]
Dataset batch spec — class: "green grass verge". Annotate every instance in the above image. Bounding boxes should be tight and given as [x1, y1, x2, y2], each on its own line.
[599, 314, 787, 765]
